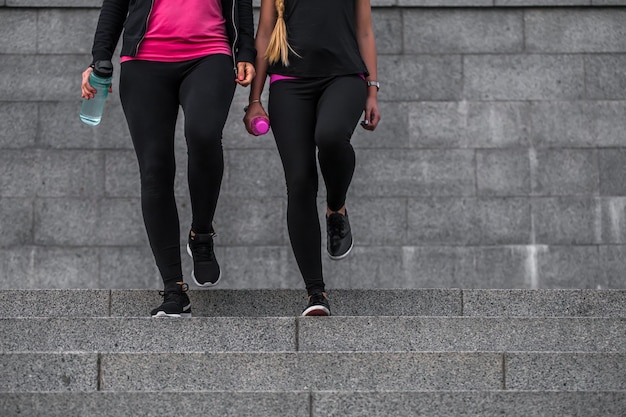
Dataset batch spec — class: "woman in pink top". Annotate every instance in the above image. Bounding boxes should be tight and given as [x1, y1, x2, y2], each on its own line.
[81, 0, 256, 317]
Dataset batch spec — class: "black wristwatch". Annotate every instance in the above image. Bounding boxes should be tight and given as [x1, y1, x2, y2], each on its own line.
[366, 81, 380, 91]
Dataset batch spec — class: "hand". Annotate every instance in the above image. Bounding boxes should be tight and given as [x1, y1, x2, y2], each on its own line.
[360, 96, 380, 131]
[243, 101, 268, 136]
[81, 67, 96, 99]
[81, 66, 113, 99]
[235, 62, 256, 87]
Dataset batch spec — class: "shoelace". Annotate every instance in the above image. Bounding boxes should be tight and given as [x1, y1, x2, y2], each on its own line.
[327, 215, 346, 239]
[308, 292, 328, 305]
[190, 237, 215, 262]
[158, 283, 189, 301]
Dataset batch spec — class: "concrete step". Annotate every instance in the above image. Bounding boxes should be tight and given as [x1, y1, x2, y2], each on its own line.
[2, 391, 625, 417]
[2, 352, 625, 393]
[1, 316, 624, 353]
[2, 289, 625, 317]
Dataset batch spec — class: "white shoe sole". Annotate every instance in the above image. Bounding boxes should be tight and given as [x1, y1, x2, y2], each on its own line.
[152, 311, 192, 318]
[327, 238, 354, 261]
[301, 305, 331, 316]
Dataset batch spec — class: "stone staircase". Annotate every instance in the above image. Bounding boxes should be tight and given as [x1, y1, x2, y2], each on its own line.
[1, 289, 624, 416]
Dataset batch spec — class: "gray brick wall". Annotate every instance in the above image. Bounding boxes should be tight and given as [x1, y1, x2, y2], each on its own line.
[1, 1, 625, 289]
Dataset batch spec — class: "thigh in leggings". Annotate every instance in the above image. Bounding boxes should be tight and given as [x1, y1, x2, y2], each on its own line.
[269, 79, 324, 294]
[316, 76, 367, 211]
[180, 54, 236, 233]
[268, 76, 365, 293]
[120, 60, 183, 284]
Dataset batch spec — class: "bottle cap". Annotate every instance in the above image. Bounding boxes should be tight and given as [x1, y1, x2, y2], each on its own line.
[253, 117, 270, 135]
[93, 60, 113, 78]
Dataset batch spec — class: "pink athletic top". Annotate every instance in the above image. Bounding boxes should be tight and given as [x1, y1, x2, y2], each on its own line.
[121, 0, 231, 63]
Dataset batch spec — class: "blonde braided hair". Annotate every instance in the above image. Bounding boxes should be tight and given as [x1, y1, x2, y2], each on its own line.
[265, 0, 299, 65]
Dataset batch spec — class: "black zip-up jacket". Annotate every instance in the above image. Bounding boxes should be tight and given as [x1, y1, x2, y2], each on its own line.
[91, 0, 256, 72]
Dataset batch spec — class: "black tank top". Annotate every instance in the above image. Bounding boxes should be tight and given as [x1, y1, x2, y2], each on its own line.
[267, 0, 369, 77]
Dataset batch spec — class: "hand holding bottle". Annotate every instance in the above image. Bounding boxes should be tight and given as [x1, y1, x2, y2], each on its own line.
[80, 60, 113, 126]
[243, 100, 270, 136]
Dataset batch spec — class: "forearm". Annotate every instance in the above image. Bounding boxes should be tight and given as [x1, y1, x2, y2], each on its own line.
[91, 0, 128, 63]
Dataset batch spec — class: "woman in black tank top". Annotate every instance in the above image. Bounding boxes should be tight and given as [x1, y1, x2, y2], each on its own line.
[244, 0, 381, 316]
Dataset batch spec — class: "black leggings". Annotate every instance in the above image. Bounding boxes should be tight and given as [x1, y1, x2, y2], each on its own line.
[120, 54, 236, 287]
[268, 75, 367, 294]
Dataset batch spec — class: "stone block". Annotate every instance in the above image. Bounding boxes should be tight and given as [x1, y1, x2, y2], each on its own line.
[0, 198, 33, 247]
[506, 352, 626, 390]
[32, 247, 100, 288]
[326, 246, 404, 289]
[399, 0, 492, 5]
[498, 0, 589, 4]
[530, 101, 626, 147]
[224, 149, 286, 197]
[221, 246, 301, 290]
[379, 55, 463, 101]
[536, 246, 603, 288]
[100, 352, 502, 391]
[586, 55, 626, 99]
[532, 197, 601, 245]
[38, 101, 131, 150]
[352, 102, 410, 149]
[0, 55, 88, 101]
[0, 353, 97, 392]
[373, 9, 402, 54]
[477, 149, 531, 196]
[38, 150, 105, 197]
[525, 9, 626, 53]
[0, 10, 36, 53]
[463, 289, 626, 317]
[600, 197, 626, 243]
[599, 245, 626, 288]
[0, 289, 109, 317]
[408, 197, 531, 245]
[348, 197, 408, 245]
[313, 392, 626, 417]
[0, 317, 296, 352]
[352, 149, 475, 197]
[401, 246, 476, 288]
[599, 148, 626, 196]
[37, 9, 99, 54]
[35, 198, 144, 246]
[8, 1, 102, 5]
[299, 317, 626, 352]
[0, 392, 310, 417]
[0, 150, 37, 197]
[99, 246, 160, 289]
[0, 247, 34, 289]
[463, 55, 585, 100]
[214, 196, 287, 245]
[104, 150, 140, 197]
[110, 289, 462, 317]
[532, 149, 599, 196]
[408, 101, 531, 149]
[404, 9, 523, 54]
[0, 102, 37, 148]
[474, 246, 529, 288]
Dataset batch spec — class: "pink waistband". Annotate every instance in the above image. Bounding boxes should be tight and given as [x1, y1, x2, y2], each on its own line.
[269, 74, 366, 84]
[269, 74, 298, 84]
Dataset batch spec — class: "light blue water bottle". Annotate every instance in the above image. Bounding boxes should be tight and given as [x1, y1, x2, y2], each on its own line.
[79, 60, 113, 126]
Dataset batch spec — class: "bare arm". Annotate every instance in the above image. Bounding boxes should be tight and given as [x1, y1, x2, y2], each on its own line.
[243, 0, 277, 134]
[355, 0, 380, 130]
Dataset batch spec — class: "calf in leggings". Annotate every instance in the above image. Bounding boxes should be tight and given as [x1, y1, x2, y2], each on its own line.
[81, 0, 256, 317]
[244, 0, 381, 316]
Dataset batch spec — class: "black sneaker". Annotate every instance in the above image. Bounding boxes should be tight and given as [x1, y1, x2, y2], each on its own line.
[326, 211, 353, 260]
[150, 283, 192, 318]
[302, 292, 331, 316]
[187, 230, 221, 287]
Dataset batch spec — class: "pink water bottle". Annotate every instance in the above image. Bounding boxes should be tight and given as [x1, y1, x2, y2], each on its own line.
[251, 116, 270, 136]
